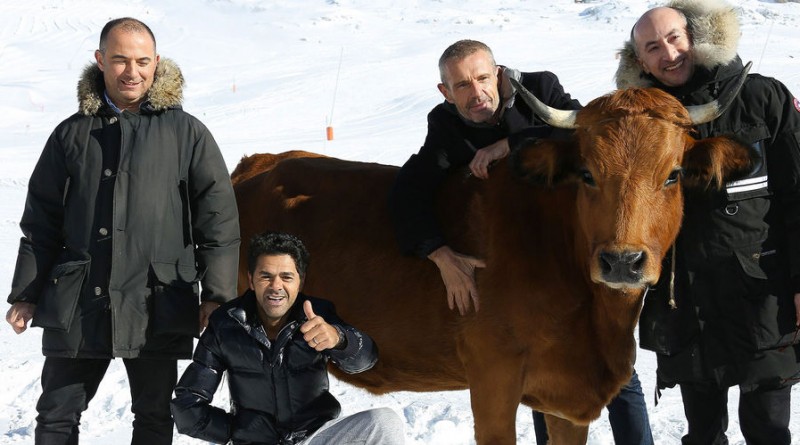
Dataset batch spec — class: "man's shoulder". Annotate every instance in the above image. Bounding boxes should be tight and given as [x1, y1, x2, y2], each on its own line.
[211, 294, 249, 324]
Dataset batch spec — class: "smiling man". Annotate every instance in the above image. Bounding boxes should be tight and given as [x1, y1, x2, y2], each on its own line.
[617, 1, 800, 443]
[95, 22, 160, 111]
[5, 17, 240, 445]
[171, 232, 404, 445]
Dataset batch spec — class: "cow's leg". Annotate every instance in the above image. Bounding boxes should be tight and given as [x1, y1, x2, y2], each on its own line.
[543, 414, 588, 445]
[464, 352, 523, 445]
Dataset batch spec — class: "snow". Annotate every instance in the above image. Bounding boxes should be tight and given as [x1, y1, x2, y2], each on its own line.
[1, 0, 800, 443]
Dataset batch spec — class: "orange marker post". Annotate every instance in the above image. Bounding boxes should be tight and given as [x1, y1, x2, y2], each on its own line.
[326, 126, 334, 141]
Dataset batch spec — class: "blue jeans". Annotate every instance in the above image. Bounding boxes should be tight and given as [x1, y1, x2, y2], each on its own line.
[532, 369, 653, 445]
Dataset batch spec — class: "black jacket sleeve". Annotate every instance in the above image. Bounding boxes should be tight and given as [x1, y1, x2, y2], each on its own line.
[187, 120, 241, 305]
[8, 129, 70, 304]
[171, 324, 236, 444]
[387, 116, 452, 257]
[306, 297, 379, 373]
[762, 79, 800, 292]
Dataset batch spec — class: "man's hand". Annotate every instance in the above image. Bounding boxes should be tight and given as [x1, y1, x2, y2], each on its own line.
[428, 245, 486, 315]
[6, 302, 35, 334]
[469, 138, 510, 179]
[199, 301, 221, 334]
[300, 300, 340, 351]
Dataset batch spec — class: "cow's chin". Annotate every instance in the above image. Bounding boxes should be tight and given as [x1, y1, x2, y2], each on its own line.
[594, 278, 649, 291]
[590, 270, 657, 292]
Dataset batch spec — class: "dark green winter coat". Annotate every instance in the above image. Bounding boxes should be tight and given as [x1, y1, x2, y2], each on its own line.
[616, 0, 800, 391]
[7, 58, 240, 359]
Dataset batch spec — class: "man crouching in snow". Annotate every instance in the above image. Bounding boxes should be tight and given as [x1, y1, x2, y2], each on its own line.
[171, 231, 404, 444]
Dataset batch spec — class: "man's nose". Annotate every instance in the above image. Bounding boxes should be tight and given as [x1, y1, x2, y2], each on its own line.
[468, 79, 482, 95]
[665, 45, 680, 61]
[123, 61, 136, 76]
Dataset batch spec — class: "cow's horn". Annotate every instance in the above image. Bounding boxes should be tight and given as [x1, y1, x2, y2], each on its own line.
[685, 61, 752, 125]
[509, 77, 580, 129]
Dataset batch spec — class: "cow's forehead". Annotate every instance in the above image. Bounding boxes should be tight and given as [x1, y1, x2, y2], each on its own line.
[577, 114, 687, 177]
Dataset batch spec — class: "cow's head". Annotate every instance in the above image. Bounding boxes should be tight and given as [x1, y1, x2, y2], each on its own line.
[509, 66, 755, 290]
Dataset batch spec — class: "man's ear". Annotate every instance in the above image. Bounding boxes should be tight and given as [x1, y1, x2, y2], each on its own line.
[636, 57, 650, 75]
[247, 272, 255, 291]
[437, 83, 453, 103]
[95, 50, 105, 71]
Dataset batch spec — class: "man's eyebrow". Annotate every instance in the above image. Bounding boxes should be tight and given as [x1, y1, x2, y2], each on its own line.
[644, 27, 683, 46]
[109, 54, 153, 62]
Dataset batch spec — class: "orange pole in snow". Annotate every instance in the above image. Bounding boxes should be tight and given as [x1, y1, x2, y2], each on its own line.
[326, 126, 334, 140]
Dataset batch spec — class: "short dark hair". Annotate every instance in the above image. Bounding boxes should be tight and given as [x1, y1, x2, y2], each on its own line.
[247, 231, 310, 279]
[438, 39, 495, 84]
[99, 17, 157, 52]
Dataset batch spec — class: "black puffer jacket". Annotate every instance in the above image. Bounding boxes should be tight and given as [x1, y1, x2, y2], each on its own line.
[617, 0, 800, 390]
[171, 291, 378, 445]
[388, 67, 581, 257]
[7, 58, 240, 359]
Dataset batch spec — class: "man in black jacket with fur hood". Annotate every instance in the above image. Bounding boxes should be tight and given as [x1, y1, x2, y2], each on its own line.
[5, 17, 240, 444]
[618, 1, 800, 443]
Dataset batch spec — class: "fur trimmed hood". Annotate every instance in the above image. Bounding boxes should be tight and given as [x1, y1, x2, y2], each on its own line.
[77, 57, 185, 116]
[614, 0, 740, 89]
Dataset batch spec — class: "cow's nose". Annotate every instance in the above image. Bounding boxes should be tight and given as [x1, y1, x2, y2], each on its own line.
[598, 250, 646, 284]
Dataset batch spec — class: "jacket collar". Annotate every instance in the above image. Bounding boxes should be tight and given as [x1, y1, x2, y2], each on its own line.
[614, 0, 741, 89]
[77, 57, 185, 116]
[228, 290, 310, 343]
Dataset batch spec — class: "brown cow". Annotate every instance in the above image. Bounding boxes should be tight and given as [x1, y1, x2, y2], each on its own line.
[233, 77, 755, 444]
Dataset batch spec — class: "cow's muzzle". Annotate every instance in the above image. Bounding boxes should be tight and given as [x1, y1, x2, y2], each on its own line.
[598, 250, 646, 286]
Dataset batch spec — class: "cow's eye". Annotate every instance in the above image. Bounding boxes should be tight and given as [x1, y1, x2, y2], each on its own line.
[580, 169, 596, 187]
[665, 168, 683, 186]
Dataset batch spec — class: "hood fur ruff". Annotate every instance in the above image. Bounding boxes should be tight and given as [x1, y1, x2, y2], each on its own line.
[77, 57, 184, 116]
[614, 0, 741, 89]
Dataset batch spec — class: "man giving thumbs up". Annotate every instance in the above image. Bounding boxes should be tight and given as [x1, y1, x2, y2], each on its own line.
[171, 231, 405, 445]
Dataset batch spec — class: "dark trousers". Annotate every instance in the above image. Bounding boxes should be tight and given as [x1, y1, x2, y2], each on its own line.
[533, 369, 653, 445]
[680, 382, 792, 445]
[35, 356, 177, 445]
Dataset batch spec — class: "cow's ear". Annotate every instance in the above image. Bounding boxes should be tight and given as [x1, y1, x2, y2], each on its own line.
[511, 139, 580, 185]
[682, 136, 758, 189]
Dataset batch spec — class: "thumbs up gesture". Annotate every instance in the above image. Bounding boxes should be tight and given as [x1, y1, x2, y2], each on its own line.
[300, 300, 341, 351]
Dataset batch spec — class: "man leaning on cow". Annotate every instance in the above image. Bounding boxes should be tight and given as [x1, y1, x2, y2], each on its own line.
[618, 0, 800, 443]
[388, 39, 654, 445]
[170, 231, 405, 444]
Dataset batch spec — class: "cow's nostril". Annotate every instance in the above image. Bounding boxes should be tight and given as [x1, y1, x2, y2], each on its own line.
[626, 251, 646, 273]
[599, 251, 617, 274]
[598, 250, 647, 283]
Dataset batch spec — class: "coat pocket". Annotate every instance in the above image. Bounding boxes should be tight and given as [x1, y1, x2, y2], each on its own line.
[31, 259, 90, 331]
[149, 262, 200, 337]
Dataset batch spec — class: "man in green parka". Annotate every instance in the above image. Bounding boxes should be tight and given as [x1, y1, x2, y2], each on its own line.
[5, 17, 240, 445]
